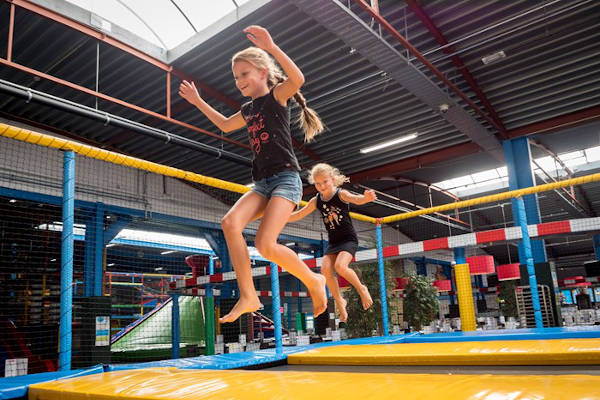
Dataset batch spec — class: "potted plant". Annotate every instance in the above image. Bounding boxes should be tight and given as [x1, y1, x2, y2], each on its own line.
[498, 280, 518, 319]
[343, 258, 399, 338]
[402, 273, 439, 332]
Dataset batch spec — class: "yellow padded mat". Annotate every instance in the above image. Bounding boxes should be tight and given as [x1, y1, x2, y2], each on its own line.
[287, 339, 600, 365]
[28, 367, 600, 400]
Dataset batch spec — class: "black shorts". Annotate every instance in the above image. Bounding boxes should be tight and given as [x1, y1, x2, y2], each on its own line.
[325, 240, 358, 257]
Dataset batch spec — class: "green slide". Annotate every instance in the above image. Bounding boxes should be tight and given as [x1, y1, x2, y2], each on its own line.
[111, 296, 205, 362]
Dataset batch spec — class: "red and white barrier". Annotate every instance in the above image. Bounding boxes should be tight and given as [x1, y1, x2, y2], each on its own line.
[559, 276, 599, 287]
[181, 287, 308, 298]
[171, 217, 600, 290]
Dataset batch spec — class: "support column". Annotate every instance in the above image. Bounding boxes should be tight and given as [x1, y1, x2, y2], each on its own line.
[286, 277, 292, 329]
[59, 151, 75, 371]
[93, 203, 104, 296]
[203, 230, 233, 298]
[83, 202, 105, 296]
[171, 294, 180, 359]
[594, 234, 600, 261]
[454, 263, 476, 331]
[515, 197, 544, 328]
[452, 248, 466, 305]
[204, 257, 215, 355]
[415, 257, 427, 276]
[376, 224, 389, 336]
[270, 262, 283, 353]
[504, 137, 547, 263]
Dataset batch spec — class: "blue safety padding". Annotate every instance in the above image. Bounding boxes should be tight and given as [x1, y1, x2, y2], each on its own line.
[403, 326, 600, 343]
[0, 365, 105, 400]
[106, 352, 288, 371]
[108, 335, 415, 371]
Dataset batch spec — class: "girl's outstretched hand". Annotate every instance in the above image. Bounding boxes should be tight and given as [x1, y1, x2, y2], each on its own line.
[364, 189, 377, 203]
[244, 25, 276, 52]
[178, 80, 201, 106]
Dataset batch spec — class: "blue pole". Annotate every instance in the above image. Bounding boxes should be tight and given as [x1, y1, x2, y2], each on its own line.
[207, 256, 215, 294]
[452, 248, 466, 305]
[171, 293, 180, 359]
[205, 256, 215, 355]
[59, 151, 75, 371]
[376, 224, 389, 336]
[83, 218, 96, 296]
[504, 138, 547, 263]
[515, 197, 544, 328]
[93, 202, 104, 296]
[594, 234, 600, 261]
[286, 277, 292, 329]
[297, 279, 302, 313]
[270, 262, 283, 353]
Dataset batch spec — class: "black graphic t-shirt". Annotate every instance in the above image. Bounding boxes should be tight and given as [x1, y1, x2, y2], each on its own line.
[240, 90, 301, 181]
[316, 189, 358, 246]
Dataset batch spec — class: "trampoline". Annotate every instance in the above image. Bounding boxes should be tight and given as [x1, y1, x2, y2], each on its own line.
[23, 327, 600, 400]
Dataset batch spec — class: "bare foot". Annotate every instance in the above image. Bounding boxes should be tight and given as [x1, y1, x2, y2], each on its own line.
[337, 297, 348, 322]
[358, 285, 373, 310]
[307, 274, 328, 317]
[219, 295, 261, 323]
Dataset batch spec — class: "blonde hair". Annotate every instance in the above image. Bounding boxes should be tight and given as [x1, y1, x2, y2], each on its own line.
[232, 47, 324, 142]
[309, 163, 349, 187]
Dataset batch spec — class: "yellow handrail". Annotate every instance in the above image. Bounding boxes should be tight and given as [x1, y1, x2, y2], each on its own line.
[381, 173, 600, 224]
[0, 123, 378, 223]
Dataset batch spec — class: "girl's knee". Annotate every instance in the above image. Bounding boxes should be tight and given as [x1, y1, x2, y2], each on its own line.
[221, 214, 242, 233]
[255, 237, 277, 259]
[334, 263, 350, 274]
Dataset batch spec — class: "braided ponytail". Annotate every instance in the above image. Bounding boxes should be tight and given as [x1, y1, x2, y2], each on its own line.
[293, 91, 324, 142]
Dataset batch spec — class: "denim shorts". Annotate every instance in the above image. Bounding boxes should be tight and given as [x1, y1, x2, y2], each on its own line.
[252, 170, 302, 206]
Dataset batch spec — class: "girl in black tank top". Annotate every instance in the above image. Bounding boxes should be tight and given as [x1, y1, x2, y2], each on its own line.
[289, 163, 377, 322]
[178, 26, 328, 324]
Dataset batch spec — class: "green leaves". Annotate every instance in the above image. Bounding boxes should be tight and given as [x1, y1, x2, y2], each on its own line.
[402, 273, 439, 331]
[343, 259, 398, 338]
[498, 280, 518, 318]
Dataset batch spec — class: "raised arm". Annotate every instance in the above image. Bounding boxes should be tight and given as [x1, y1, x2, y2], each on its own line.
[243, 26, 305, 105]
[339, 189, 377, 206]
[178, 80, 246, 133]
[288, 196, 317, 223]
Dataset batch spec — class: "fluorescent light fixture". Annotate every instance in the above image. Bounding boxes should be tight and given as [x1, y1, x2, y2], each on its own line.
[50, 258, 57, 262]
[107, 263, 115, 267]
[36, 222, 86, 236]
[9, 199, 17, 203]
[106, 243, 116, 248]
[115, 229, 211, 250]
[360, 133, 417, 154]
[481, 50, 506, 65]
[161, 250, 177, 255]
[285, 242, 295, 246]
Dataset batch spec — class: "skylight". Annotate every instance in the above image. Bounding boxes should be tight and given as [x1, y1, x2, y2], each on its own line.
[433, 144, 600, 196]
[66, 0, 255, 50]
